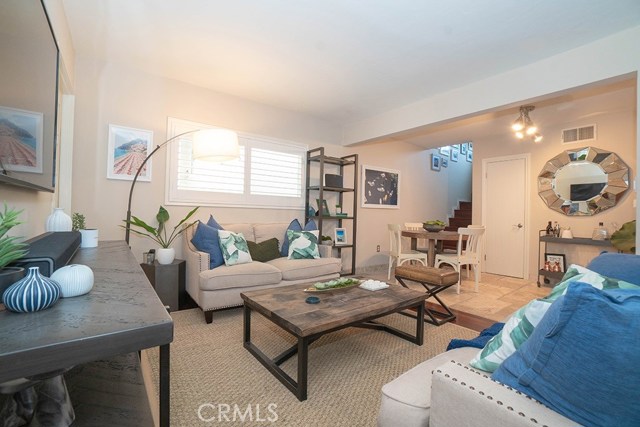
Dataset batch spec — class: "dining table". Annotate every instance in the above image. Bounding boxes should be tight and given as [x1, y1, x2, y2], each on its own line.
[401, 229, 461, 267]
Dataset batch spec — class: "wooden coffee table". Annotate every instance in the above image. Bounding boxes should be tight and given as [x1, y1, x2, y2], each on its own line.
[241, 282, 429, 401]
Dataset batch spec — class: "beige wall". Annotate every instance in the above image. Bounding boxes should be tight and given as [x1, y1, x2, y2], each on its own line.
[472, 86, 636, 280]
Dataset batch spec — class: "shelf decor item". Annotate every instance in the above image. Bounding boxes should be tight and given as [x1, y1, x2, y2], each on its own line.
[73, 212, 99, 248]
[51, 264, 94, 298]
[0, 203, 28, 294]
[46, 208, 72, 232]
[544, 253, 566, 273]
[2, 266, 61, 312]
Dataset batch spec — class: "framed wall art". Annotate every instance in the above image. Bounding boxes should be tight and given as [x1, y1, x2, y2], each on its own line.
[0, 106, 43, 173]
[441, 157, 449, 168]
[361, 165, 400, 208]
[334, 228, 347, 245]
[460, 143, 468, 155]
[439, 145, 451, 156]
[545, 253, 566, 272]
[107, 124, 154, 181]
[450, 149, 459, 162]
[431, 154, 441, 171]
[466, 150, 473, 162]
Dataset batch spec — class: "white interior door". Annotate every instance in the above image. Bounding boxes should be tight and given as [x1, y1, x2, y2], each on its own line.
[482, 155, 529, 278]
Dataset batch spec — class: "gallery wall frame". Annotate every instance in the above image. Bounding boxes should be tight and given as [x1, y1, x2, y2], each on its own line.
[431, 154, 441, 171]
[441, 157, 449, 167]
[361, 164, 400, 209]
[450, 149, 459, 162]
[334, 227, 347, 245]
[107, 124, 154, 181]
[0, 106, 44, 173]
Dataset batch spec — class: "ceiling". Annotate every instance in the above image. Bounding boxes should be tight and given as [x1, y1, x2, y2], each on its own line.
[61, 0, 640, 130]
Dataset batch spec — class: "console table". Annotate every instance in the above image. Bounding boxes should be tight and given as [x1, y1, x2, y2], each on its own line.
[0, 241, 173, 426]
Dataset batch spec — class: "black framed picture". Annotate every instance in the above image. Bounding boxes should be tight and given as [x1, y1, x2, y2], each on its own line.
[545, 253, 566, 272]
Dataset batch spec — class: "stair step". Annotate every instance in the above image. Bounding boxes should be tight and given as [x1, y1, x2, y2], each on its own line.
[458, 201, 472, 210]
[454, 209, 472, 219]
[448, 218, 472, 228]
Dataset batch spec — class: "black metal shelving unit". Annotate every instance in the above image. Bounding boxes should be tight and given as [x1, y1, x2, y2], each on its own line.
[305, 147, 358, 275]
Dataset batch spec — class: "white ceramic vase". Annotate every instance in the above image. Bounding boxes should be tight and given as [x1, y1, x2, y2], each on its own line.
[51, 264, 94, 298]
[46, 208, 72, 232]
[79, 229, 99, 248]
[156, 248, 175, 265]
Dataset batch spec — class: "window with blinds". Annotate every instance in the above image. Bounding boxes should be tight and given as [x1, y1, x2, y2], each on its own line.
[166, 117, 307, 209]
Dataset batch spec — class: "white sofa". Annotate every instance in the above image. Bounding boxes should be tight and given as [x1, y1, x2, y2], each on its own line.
[377, 347, 574, 427]
[183, 222, 341, 323]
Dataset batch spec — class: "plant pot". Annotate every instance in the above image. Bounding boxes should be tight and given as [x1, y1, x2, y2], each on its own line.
[46, 208, 72, 232]
[79, 229, 99, 248]
[0, 266, 25, 296]
[156, 248, 175, 265]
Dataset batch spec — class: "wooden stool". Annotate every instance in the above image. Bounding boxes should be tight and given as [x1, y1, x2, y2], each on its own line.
[395, 265, 459, 326]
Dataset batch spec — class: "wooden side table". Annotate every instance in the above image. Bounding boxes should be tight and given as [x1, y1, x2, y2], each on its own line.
[140, 259, 186, 312]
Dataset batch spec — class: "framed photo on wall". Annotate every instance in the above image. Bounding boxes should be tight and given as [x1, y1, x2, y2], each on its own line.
[441, 157, 449, 167]
[466, 150, 473, 162]
[450, 149, 459, 162]
[107, 124, 154, 181]
[545, 253, 566, 272]
[361, 165, 400, 208]
[439, 146, 450, 156]
[0, 106, 44, 173]
[431, 154, 441, 171]
[460, 143, 468, 155]
[334, 228, 347, 245]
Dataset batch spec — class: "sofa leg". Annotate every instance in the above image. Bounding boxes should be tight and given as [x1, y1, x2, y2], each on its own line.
[204, 310, 213, 324]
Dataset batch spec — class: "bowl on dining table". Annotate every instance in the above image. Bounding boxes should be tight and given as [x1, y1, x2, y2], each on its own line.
[423, 223, 445, 232]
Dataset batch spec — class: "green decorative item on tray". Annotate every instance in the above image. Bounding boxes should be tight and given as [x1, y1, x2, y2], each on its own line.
[305, 277, 360, 292]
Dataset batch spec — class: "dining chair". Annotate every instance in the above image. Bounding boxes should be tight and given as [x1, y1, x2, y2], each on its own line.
[387, 224, 428, 280]
[403, 222, 429, 253]
[434, 226, 485, 293]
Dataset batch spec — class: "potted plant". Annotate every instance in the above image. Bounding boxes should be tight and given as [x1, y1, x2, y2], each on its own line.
[123, 206, 199, 264]
[72, 212, 99, 248]
[0, 203, 29, 293]
[320, 235, 333, 246]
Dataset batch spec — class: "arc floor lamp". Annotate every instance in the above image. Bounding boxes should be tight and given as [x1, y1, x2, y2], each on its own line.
[124, 128, 239, 244]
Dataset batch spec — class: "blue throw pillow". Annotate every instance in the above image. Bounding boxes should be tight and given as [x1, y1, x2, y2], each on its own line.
[206, 214, 224, 230]
[280, 219, 302, 256]
[586, 252, 640, 286]
[191, 221, 224, 269]
[491, 283, 640, 427]
[304, 219, 318, 231]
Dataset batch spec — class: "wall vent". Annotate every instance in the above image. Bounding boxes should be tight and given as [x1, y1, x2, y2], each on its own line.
[561, 124, 596, 144]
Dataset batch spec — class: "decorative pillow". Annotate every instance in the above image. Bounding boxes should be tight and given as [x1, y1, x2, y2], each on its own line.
[207, 214, 224, 230]
[191, 221, 224, 269]
[287, 230, 320, 260]
[280, 219, 302, 257]
[470, 264, 640, 372]
[218, 230, 252, 266]
[247, 238, 281, 263]
[586, 252, 640, 286]
[304, 219, 318, 231]
[492, 284, 640, 427]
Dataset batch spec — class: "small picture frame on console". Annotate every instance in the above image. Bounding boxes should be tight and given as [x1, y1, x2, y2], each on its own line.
[544, 253, 566, 272]
[334, 228, 347, 245]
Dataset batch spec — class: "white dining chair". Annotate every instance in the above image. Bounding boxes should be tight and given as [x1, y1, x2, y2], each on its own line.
[434, 226, 485, 294]
[387, 224, 429, 280]
[403, 222, 429, 253]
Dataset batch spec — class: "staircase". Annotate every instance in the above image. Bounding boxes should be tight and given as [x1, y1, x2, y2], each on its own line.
[443, 201, 472, 251]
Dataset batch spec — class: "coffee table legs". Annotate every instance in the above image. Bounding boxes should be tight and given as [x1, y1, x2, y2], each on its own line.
[243, 305, 309, 401]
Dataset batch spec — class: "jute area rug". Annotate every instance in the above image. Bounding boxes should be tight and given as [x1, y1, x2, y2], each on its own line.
[146, 308, 477, 427]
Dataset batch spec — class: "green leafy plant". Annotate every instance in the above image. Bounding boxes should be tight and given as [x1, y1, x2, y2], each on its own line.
[122, 206, 199, 248]
[72, 213, 86, 231]
[611, 220, 635, 253]
[0, 203, 28, 270]
[424, 220, 446, 226]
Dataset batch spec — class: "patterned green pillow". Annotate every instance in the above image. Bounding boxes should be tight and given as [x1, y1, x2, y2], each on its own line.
[287, 230, 320, 260]
[469, 264, 640, 373]
[218, 230, 253, 266]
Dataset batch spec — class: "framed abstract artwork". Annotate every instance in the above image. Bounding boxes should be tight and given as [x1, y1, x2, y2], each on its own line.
[0, 106, 43, 173]
[361, 165, 400, 208]
[107, 124, 154, 181]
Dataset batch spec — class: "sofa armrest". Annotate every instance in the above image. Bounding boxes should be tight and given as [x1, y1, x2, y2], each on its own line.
[183, 227, 210, 305]
[430, 361, 575, 427]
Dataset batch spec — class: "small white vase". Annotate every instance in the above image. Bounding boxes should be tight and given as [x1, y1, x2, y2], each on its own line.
[46, 208, 72, 232]
[79, 229, 99, 248]
[51, 264, 94, 298]
[156, 248, 175, 265]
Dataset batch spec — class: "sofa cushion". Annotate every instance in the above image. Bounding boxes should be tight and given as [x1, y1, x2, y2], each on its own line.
[199, 262, 282, 291]
[378, 347, 479, 427]
[191, 221, 224, 269]
[267, 256, 341, 281]
[470, 264, 639, 372]
[247, 238, 281, 262]
[218, 230, 252, 266]
[287, 230, 320, 259]
[254, 223, 288, 244]
[280, 219, 302, 256]
[492, 284, 640, 427]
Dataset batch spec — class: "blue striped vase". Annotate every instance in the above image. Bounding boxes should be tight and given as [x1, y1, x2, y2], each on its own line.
[2, 266, 61, 313]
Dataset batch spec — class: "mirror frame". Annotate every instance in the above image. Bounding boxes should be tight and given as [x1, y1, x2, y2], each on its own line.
[537, 146, 630, 216]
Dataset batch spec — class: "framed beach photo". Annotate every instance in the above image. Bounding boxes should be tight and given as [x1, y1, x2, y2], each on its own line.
[361, 165, 400, 209]
[107, 124, 154, 181]
[431, 154, 441, 171]
[334, 228, 347, 245]
[0, 106, 44, 173]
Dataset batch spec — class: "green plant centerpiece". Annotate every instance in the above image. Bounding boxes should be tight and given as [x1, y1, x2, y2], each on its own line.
[423, 219, 446, 232]
[0, 203, 29, 292]
[123, 206, 199, 248]
[611, 220, 636, 253]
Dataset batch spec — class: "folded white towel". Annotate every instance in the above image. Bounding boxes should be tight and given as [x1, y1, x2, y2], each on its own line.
[359, 280, 390, 291]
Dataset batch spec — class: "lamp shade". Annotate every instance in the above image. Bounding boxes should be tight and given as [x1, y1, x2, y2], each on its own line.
[192, 129, 240, 162]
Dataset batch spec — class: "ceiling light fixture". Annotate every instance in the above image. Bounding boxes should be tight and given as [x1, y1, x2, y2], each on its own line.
[512, 105, 542, 143]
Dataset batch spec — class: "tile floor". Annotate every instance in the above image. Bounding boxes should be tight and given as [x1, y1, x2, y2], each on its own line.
[367, 268, 551, 322]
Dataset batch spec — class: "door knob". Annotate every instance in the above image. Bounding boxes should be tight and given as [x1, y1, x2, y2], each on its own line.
[514, 223, 523, 228]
